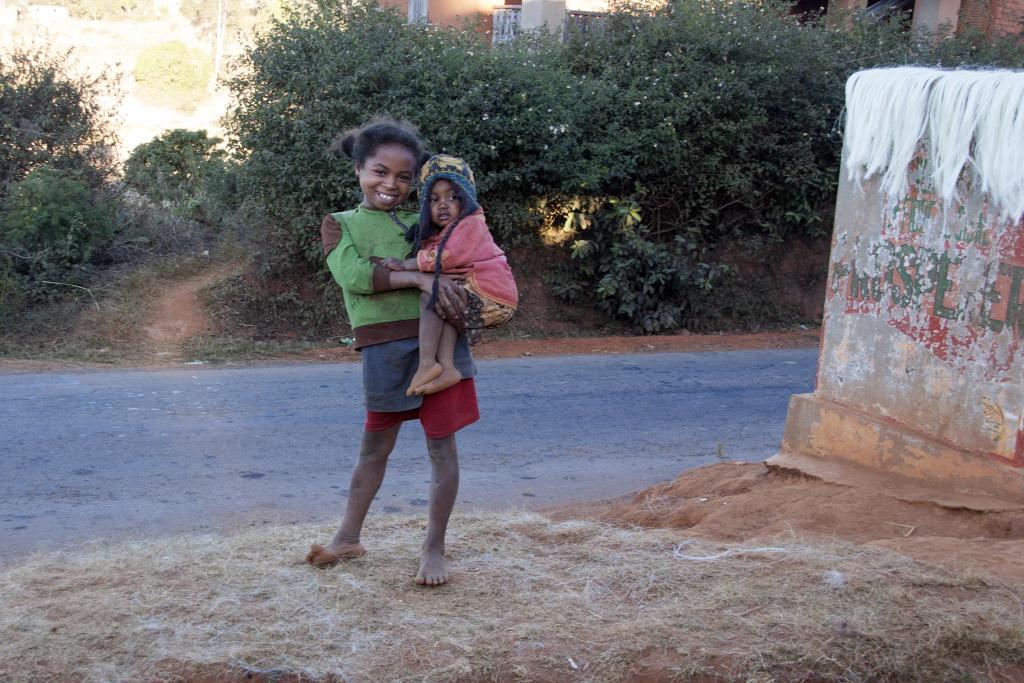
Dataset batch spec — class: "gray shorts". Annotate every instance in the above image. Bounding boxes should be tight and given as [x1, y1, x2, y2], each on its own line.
[361, 335, 476, 412]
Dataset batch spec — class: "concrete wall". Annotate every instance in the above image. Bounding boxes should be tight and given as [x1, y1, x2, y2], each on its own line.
[913, 0, 962, 32]
[520, 0, 566, 32]
[380, 0, 490, 33]
[769, 80, 1024, 506]
[828, 0, 1022, 36]
[821, 160, 1023, 464]
[428, 0, 486, 29]
[565, 0, 606, 11]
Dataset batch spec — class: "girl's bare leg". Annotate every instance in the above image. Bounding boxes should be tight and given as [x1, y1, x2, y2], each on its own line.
[407, 292, 445, 396]
[414, 320, 461, 395]
[416, 434, 459, 586]
[306, 424, 401, 567]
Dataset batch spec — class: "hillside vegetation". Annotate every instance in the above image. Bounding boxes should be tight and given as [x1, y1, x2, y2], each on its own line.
[2, 0, 1024, 359]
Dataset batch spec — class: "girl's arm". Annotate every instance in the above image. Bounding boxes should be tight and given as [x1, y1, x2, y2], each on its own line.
[322, 215, 466, 318]
[387, 270, 468, 320]
[377, 257, 425, 272]
[323, 216, 380, 295]
[385, 270, 430, 292]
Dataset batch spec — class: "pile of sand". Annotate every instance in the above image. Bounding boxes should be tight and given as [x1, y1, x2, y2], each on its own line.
[570, 463, 1024, 584]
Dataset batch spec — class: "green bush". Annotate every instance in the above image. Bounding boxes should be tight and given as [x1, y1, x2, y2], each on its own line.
[0, 46, 120, 326]
[226, 5, 572, 257]
[123, 128, 236, 221]
[224, 0, 1024, 335]
[548, 4, 1024, 330]
[0, 264, 24, 324]
[551, 198, 731, 332]
[133, 42, 213, 113]
[0, 166, 118, 307]
[0, 45, 118, 201]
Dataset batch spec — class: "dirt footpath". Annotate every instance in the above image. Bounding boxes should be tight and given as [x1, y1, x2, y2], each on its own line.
[141, 260, 243, 360]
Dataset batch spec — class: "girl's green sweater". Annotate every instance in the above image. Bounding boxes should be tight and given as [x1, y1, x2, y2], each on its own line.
[324, 206, 420, 348]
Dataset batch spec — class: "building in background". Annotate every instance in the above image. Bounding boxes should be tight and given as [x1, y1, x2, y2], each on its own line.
[377, 0, 611, 44]
[382, 0, 1020, 43]
[820, 0, 1022, 37]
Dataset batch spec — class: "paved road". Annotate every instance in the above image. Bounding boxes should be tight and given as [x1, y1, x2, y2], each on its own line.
[0, 349, 817, 562]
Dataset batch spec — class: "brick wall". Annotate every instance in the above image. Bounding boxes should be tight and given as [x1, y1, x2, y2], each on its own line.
[989, 0, 1024, 35]
[959, 0, 991, 31]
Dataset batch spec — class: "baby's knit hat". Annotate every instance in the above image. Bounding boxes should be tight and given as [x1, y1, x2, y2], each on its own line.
[418, 154, 478, 213]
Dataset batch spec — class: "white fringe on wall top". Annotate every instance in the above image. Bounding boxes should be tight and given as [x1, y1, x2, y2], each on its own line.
[843, 66, 1024, 223]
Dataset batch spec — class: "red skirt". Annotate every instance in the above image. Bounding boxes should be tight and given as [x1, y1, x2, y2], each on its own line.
[364, 378, 479, 439]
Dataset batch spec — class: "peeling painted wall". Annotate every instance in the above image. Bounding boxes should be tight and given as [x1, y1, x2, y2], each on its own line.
[822, 154, 1023, 465]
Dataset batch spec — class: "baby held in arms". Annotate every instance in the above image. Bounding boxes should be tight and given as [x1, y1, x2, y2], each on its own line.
[379, 154, 518, 397]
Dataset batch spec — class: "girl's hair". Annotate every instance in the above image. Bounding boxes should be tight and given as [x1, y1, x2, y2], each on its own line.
[329, 116, 427, 168]
[408, 178, 480, 310]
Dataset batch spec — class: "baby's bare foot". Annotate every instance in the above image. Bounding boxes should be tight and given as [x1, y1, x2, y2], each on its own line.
[415, 548, 449, 586]
[407, 362, 443, 396]
[414, 367, 462, 396]
[305, 541, 366, 568]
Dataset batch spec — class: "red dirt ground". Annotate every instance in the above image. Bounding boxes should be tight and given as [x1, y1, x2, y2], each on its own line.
[142, 261, 243, 358]
[300, 327, 823, 364]
[553, 462, 1024, 584]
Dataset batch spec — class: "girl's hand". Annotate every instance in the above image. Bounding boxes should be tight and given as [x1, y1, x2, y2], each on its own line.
[380, 257, 405, 272]
[384, 271, 467, 321]
[431, 274, 468, 323]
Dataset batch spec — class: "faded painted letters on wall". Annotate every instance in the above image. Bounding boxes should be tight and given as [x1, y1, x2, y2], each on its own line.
[824, 157, 1023, 465]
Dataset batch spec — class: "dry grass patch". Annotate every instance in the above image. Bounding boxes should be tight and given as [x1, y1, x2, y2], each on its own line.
[1, 511, 1022, 682]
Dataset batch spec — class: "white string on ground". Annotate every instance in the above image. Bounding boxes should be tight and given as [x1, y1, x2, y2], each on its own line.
[672, 539, 798, 562]
[843, 66, 1024, 223]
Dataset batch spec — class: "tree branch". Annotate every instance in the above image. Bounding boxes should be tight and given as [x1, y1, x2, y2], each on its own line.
[40, 281, 101, 311]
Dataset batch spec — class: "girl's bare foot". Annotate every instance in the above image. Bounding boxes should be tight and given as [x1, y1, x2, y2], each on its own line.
[415, 548, 449, 586]
[414, 366, 462, 396]
[305, 541, 366, 568]
[406, 362, 443, 396]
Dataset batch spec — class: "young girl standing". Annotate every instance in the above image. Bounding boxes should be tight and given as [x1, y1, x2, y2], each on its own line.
[379, 154, 517, 397]
[305, 118, 477, 587]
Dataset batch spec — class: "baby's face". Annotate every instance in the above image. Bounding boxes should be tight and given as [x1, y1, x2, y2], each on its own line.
[429, 179, 462, 229]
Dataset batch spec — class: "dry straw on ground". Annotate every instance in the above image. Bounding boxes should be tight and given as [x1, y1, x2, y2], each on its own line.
[1, 511, 1022, 682]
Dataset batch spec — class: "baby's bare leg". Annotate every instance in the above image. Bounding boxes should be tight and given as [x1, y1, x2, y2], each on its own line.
[416, 435, 459, 586]
[306, 424, 400, 568]
[415, 321, 461, 396]
[407, 292, 445, 396]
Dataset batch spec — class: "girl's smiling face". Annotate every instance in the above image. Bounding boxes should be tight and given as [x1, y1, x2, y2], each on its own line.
[429, 179, 462, 229]
[356, 143, 417, 211]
